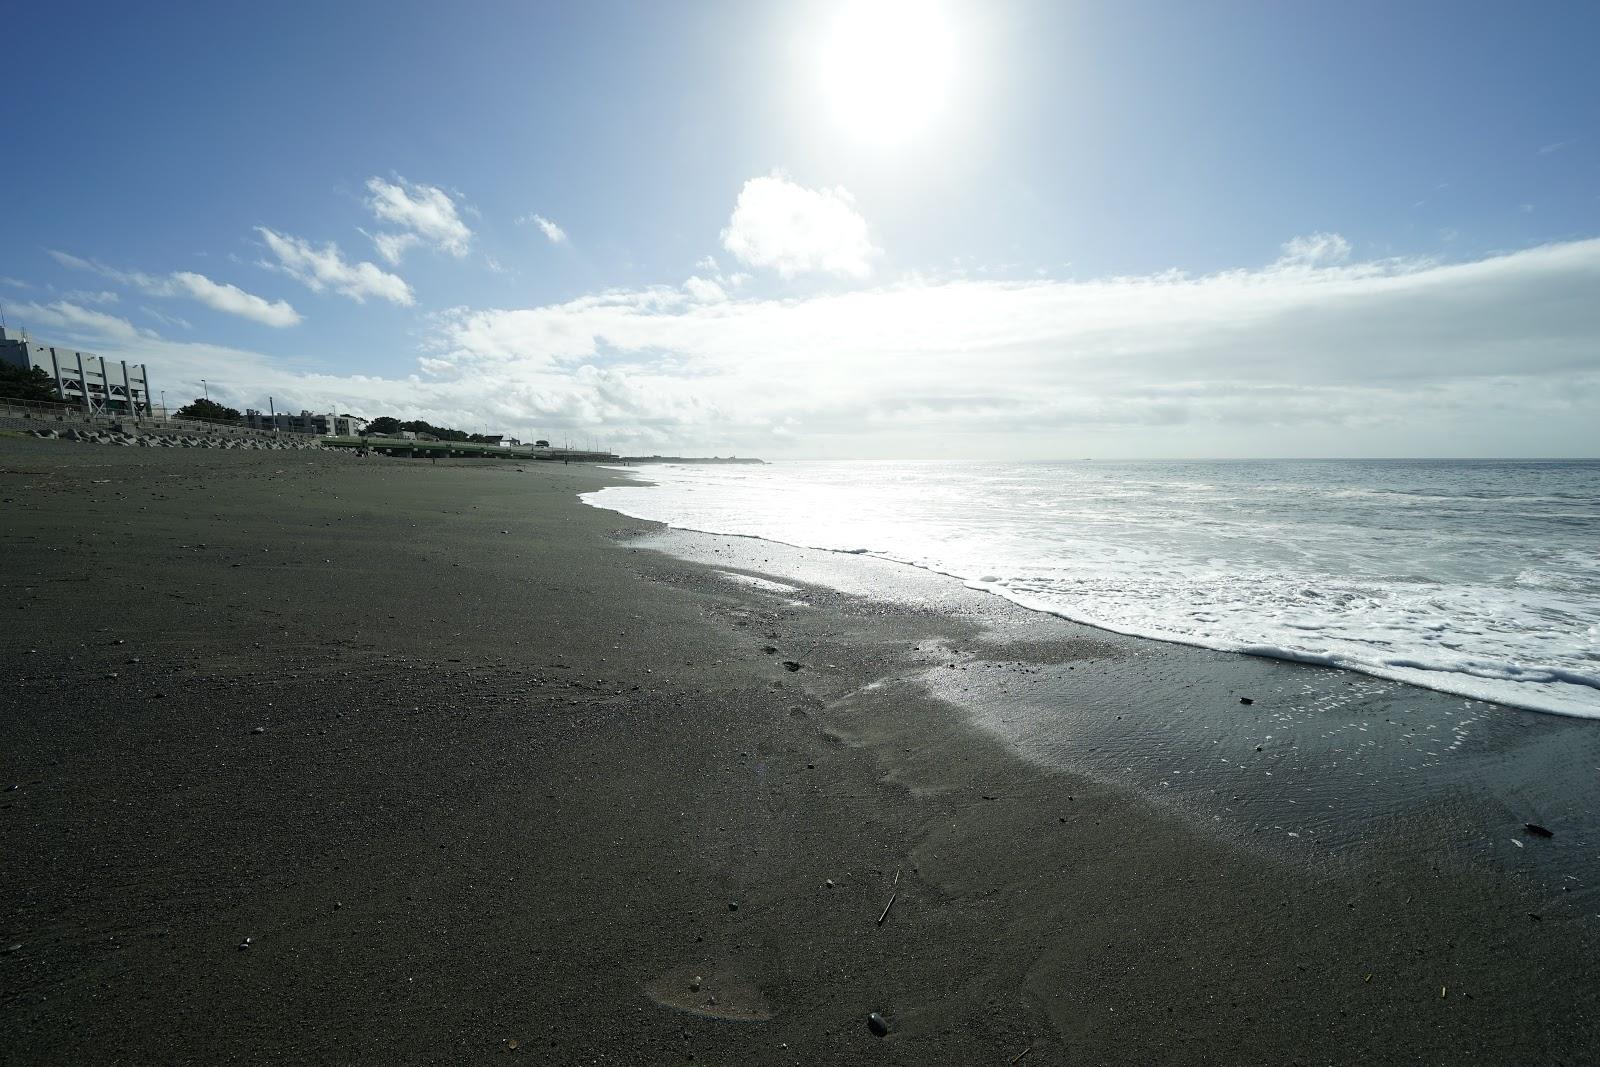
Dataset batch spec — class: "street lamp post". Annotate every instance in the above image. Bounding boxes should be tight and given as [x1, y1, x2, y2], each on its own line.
[160, 390, 166, 420]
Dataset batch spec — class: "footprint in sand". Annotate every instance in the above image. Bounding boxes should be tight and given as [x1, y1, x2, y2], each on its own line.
[644, 965, 774, 1022]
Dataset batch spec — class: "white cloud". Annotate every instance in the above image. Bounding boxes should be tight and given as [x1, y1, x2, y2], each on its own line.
[51, 238, 1600, 460]
[48, 251, 302, 328]
[49, 250, 163, 291]
[519, 213, 568, 245]
[172, 272, 301, 327]
[720, 171, 880, 278]
[369, 231, 420, 266]
[64, 290, 120, 305]
[682, 276, 727, 303]
[256, 228, 414, 306]
[46, 250, 99, 274]
[1276, 232, 1352, 268]
[364, 177, 472, 260]
[141, 306, 193, 330]
[12, 300, 154, 343]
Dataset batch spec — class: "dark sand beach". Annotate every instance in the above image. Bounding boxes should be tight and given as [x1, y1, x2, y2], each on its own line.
[2, 439, 1596, 1065]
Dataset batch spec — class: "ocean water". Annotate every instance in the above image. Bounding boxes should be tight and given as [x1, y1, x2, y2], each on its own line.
[585, 460, 1600, 720]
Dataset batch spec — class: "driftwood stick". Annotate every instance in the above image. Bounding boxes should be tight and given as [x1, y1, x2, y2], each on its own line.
[877, 891, 897, 926]
[1009, 1047, 1032, 1065]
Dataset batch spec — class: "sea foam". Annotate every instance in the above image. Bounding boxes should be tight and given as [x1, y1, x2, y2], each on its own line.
[587, 459, 1600, 719]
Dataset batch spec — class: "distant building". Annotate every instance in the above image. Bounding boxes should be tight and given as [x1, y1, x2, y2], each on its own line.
[535, 439, 550, 448]
[244, 409, 369, 436]
[0, 327, 154, 417]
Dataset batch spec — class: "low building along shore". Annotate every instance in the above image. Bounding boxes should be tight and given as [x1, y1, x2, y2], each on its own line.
[244, 409, 368, 436]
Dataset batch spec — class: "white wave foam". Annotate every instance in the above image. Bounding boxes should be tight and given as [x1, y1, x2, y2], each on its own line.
[584, 459, 1600, 720]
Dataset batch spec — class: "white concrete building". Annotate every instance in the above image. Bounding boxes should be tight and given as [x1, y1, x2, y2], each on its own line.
[0, 327, 153, 417]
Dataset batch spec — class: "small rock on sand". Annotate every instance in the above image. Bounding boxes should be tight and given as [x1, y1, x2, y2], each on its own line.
[867, 1012, 890, 1037]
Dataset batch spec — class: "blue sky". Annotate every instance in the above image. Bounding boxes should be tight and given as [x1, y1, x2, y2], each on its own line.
[3, 0, 1598, 456]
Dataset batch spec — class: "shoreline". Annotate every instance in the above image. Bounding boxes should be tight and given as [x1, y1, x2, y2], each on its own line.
[629, 525, 1600, 887]
[593, 508, 1599, 720]
[585, 461, 1600, 721]
[3, 439, 1596, 1064]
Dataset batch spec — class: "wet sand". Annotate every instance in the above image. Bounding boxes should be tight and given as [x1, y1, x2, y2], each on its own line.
[1, 439, 1596, 1065]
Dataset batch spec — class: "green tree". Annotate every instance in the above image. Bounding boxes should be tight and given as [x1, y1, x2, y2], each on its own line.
[399, 419, 470, 441]
[175, 398, 243, 422]
[357, 415, 487, 441]
[0, 363, 62, 403]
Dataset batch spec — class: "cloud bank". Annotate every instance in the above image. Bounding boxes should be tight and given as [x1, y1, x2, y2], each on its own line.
[50, 236, 1600, 458]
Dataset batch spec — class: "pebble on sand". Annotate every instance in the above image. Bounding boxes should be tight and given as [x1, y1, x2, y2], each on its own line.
[867, 1012, 890, 1037]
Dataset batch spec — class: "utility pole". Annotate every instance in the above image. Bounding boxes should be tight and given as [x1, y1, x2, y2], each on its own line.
[201, 379, 209, 401]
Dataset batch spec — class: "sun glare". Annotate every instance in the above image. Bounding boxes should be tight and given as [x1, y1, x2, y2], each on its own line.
[819, 0, 960, 144]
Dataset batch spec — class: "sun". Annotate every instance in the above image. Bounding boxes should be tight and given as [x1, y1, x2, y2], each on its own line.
[819, 0, 961, 144]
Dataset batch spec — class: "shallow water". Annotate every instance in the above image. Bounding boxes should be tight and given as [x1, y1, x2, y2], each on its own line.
[588, 459, 1600, 719]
